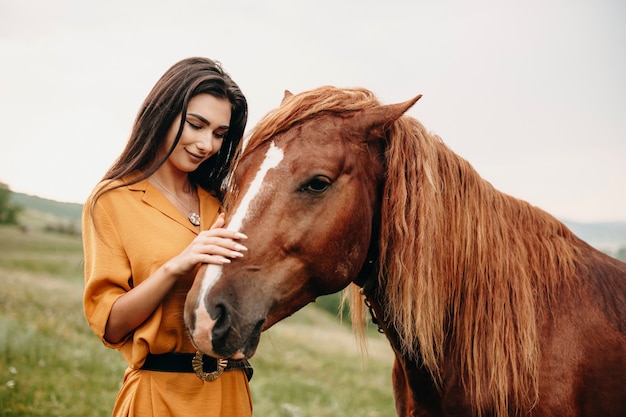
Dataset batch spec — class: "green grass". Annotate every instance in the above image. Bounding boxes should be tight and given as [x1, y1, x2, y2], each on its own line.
[0, 226, 83, 278]
[0, 225, 395, 416]
[252, 319, 395, 417]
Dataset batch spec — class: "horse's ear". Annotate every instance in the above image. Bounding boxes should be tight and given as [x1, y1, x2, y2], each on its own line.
[282, 90, 294, 104]
[356, 94, 422, 139]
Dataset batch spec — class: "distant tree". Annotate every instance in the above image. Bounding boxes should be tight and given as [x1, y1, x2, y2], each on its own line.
[0, 182, 23, 224]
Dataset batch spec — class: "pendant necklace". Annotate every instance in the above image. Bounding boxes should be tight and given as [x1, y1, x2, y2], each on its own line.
[151, 176, 201, 227]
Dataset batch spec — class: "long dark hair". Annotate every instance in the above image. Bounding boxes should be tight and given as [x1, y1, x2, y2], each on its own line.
[93, 57, 247, 205]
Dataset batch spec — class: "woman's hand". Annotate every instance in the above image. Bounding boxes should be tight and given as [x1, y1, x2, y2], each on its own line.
[103, 214, 247, 344]
[163, 214, 248, 278]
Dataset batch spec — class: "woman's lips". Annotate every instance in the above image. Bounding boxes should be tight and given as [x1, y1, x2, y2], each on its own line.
[186, 149, 206, 162]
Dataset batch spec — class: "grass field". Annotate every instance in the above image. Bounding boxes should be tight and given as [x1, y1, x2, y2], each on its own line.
[0, 225, 395, 416]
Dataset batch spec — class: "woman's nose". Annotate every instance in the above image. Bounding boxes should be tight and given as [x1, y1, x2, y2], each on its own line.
[197, 133, 215, 153]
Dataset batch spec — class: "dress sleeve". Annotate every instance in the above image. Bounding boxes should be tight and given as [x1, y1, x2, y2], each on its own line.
[82, 192, 132, 349]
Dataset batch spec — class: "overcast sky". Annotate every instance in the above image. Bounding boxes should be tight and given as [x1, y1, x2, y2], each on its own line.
[1, 0, 624, 222]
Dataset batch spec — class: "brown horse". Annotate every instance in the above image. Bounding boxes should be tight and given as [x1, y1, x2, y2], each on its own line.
[184, 86, 626, 416]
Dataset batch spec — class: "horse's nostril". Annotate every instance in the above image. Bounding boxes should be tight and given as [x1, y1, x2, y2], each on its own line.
[211, 303, 231, 342]
[210, 302, 224, 321]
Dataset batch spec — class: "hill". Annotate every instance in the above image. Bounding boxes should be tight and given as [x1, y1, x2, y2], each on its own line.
[10, 192, 82, 222]
[563, 220, 626, 254]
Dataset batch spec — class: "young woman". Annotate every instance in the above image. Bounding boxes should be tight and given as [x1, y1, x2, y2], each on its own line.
[82, 57, 252, 417]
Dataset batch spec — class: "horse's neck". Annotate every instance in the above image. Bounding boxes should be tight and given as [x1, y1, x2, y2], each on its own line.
[363, 289, 405, 356]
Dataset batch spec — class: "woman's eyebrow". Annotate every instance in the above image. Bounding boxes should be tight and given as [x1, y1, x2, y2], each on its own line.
[188, 113, 229, 129]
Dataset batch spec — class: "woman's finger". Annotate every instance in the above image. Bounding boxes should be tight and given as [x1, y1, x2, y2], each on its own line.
[199, 228, 248, 242]
[210, 213, 226, 230]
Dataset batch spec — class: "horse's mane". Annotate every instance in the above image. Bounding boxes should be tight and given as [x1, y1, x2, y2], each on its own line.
[380, 112, 586, 415]
[234, 86, 583, 417]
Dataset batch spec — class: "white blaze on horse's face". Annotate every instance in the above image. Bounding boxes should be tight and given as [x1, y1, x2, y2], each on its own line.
[227, 141, 284, 232]
[188, 142, 284, 357]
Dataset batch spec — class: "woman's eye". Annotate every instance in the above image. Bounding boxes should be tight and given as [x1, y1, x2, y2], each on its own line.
[301, 176, 331, 194]
[186, 120, 201, 130]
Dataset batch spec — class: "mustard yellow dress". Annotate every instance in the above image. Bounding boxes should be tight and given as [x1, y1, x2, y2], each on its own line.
[82, 177, 252, 417]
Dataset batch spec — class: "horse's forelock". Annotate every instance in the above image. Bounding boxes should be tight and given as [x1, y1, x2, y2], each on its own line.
[226, 87, 383, 211]
[243, 87, 381, 156]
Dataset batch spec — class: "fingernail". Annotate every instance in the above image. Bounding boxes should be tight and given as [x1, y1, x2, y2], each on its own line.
[236, 232, 248, 239]
[230, 251, 244, 258]
[220, 258, 231, 264]
[234, 244, 247, 251]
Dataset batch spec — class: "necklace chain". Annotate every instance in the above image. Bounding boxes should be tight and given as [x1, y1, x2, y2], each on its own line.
[151, 176, 201, 227]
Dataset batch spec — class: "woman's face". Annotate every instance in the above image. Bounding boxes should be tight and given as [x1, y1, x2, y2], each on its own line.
[163, 93, 232, 173]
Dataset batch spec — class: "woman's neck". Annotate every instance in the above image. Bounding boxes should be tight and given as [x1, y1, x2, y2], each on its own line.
[151, 168, 191, 196]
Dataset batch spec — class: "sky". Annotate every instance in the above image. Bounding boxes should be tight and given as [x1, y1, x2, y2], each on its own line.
[0, 0, 624, 223]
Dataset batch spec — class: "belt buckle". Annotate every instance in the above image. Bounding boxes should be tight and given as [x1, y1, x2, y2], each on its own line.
[192, 351, 228, 381]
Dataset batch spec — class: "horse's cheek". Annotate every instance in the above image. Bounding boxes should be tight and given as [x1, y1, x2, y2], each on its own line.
[317, 219, 370, 292]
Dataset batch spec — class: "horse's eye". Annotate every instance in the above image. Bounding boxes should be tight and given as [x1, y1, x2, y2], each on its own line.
[301, 176, 331, 194]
